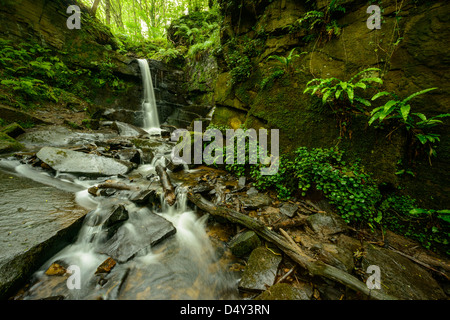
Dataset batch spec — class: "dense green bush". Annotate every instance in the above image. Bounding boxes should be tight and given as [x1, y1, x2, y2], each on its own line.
[203, 130, 449, 254]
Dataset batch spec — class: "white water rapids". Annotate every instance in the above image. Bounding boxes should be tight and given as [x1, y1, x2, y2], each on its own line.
[0, 155, 239, 300]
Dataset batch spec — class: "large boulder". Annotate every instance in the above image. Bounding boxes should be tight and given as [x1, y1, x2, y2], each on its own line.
[36, 146, 134, 177]
[98, 212, 176, 263]
[361, 244, 447, 300]
[238, 246, 282, 292]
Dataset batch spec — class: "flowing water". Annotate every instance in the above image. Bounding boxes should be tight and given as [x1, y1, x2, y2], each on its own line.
[0, 135, 239, 300]
[137, 59, 160, 133]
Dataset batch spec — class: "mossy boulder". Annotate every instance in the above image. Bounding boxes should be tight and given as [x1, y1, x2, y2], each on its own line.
[1, 123, 25, 139]
[255, 283, 312, 300]
[238, 246, 282, 292]
[227, 231, 261, 257]
[0, 132, 24, 154]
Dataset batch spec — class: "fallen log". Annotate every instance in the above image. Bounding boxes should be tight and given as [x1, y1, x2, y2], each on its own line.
[97, 182, 136, 191]
[187, 192, 397, 300]
[156, 164, 177, 206]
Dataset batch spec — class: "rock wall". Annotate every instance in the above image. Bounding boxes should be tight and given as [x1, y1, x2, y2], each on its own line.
[0, 0, 193, 128]
[212, 0, 450, 208]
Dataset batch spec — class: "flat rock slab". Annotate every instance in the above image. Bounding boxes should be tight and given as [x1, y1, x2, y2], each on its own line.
[307, 211, 348, 236]
[37, 146, 133, 177]
[280, 203, 298, 218]
[361, 244, 447, 300]
[239, 193, 272, 210]
[0, 169, 87, 299]
[98, 212, 176, 263]
[238, 246, 282, 292]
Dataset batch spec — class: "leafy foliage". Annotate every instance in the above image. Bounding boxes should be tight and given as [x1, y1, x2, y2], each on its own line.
[304, 67, 383, 111]
[370, 88, 450, 161]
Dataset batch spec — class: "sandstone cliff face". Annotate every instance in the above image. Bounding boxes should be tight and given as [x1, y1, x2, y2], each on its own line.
[0, 0, 190, 126]
[212, 0, 450, 208]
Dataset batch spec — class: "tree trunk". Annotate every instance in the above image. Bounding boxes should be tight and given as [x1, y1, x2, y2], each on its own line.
[187, 192, 398, 300]
[104, 0, 111, 25]
[91, 0, 101, 17]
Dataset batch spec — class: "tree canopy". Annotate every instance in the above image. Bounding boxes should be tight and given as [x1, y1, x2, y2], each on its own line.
[78, 0, 212, 40]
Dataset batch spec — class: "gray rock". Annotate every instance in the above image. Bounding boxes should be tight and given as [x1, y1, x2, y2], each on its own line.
[361, 244, 447, 300]
[227, 231, 261, 257]
[129, 189, 159, 205]
[246, 187, 258, 196]
[115, 148, 142, 164]
[307, 211, 348, 236]
[36, 146, 134, 177]
[255, 283, 312, 300]
[112, 121, 148, 137]
[312, 243, 354, 273]
[280, 203, 298, 218]
[98, 212, 176, 263]
[0, 170, 87, 299]
[240, 193, 272, 210]
[238, 247, 282, 292]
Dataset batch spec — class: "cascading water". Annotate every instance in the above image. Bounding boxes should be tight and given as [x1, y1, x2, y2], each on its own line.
[137, 59, 160, 132]
[2, 150, 239, 300]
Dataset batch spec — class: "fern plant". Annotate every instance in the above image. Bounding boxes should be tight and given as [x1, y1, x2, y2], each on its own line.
[304, 67, 383, 111]
[267, 48, 305, 74]
[369, 87, 450, 161]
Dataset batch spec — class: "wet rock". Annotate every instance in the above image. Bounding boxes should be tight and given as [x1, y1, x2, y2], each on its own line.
[227, 231, 261, 257]
[45, 262, 67, 276]
[238, 176, 246, 188]
[1, 123, 25, 139]
[246, 187, 258, 196]
[129, 189, 159, 205]
[84, 204, 129, 230]
[361, 244, 447, 300]
[95, 258, 117, 275]
[103, 205, 129, 230]
[239, 193, 272, 210]
[36, 146, 134, 177]
[0, 132, 24, 154]
[99, 188, 117, 197]
[238, 247, 282, 292]
[164, 156, 185, 172]
[255, 283, 312, 300]
[307, 211, 348, 237]
[88, 186, 99, 196]
[311, 243, 354, 273]
[280, 203, 298, 218]
[114, 148, 142, 164]
[0, 170, 88, 299]
[98, 212, 176, 263]
[112, 121, 148, 137]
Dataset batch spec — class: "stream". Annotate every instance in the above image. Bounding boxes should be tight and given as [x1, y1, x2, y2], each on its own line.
[0, 126, 240, 300]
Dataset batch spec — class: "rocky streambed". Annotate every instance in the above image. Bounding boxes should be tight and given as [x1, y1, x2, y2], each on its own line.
[0, 122, 449, 300]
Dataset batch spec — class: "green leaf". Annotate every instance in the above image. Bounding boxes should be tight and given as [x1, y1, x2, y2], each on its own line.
[413, 113, 427, 121]
[360, 77, 383, 84]
[402, 87, 437, 104]
[415, 134, 429, 145]
[371, 91, 392, 101]
[354, 97, 371, 107]
[400, 104, 410, 122]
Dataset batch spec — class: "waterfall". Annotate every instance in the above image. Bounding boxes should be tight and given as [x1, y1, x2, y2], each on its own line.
[137, 59, 160, 132]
